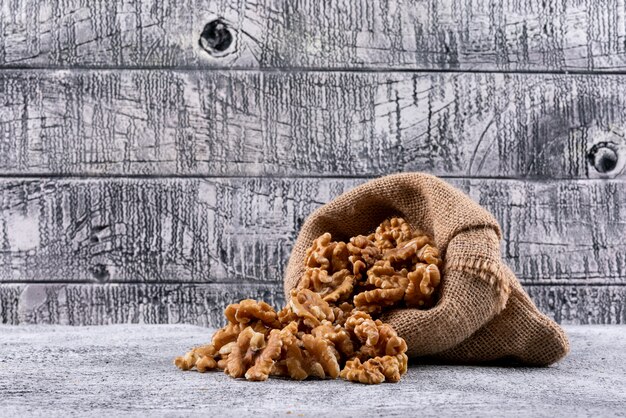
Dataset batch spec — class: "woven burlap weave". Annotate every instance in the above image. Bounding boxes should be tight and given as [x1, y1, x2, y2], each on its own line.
[284, 172, 569, 366]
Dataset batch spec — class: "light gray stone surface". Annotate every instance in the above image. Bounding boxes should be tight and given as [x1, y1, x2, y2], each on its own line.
[1, 324, 625, 417]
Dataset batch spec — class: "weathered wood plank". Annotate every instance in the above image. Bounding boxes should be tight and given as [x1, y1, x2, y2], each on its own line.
[0, 283, 282, 326]
[1, 70, 626, 179]
[1, 283, 623, 325]
[526, 285, 626, 325]
[0, 178, 624, 285]
[2, 0, 626, 71]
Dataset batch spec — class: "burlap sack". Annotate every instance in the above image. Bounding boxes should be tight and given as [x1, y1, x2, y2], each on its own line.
[284, 172, 569, 366]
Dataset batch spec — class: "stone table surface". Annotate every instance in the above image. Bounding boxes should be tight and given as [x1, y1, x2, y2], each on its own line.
[0, 325, 625, 417]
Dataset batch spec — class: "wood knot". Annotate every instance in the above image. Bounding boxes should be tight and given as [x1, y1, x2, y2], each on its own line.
[588, 143, 619, 173]
[199, 19, 234, 56]
[90, 263, 110, 282]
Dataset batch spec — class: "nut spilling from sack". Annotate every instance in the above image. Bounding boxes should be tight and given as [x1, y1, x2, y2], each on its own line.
[174, 217, 442, 384]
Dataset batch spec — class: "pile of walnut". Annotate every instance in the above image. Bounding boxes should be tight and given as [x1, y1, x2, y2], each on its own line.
[174, 217, 442, 384]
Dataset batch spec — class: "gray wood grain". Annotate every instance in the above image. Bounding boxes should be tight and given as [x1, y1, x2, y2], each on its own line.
[1, 325, 625, 417]
[1, 283, 624, 326]
[0, 177, 624, 285]
[526, 285, 626, 325]
[0, 283, 282, 326]
[1, 70, 626, 178]
[2, 0, 626, 72]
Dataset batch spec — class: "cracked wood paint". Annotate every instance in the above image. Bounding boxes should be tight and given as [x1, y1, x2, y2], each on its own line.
[0, 178, 624, 286]
[0, 71, 625, 179]
[2, 0, 626, 71]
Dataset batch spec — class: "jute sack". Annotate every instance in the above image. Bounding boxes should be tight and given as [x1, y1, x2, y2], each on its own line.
[284, 172, 569, 366]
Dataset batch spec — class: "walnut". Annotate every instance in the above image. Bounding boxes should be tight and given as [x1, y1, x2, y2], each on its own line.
[284, 338, 313, 380]
[270, 360, 289, 377]
[311, 320, 354, 358]
[213, 340, 236, 371]
[217, 357, 228, 370]
[353, 287, 405, 313]
[353, 260, 408, 313]
[174, 343, 216, 371]
[340, 354, 408, 384]
[395, 353, 409, 375]
[345, 310, 372, 323]
[260, 320, 343, 381]
[245, 329, 283, 381]
[321, 270, 354, 303]
[345, 312, 407, 363]
[378, 322, 407, 356]
[174, 352, 194, 371]
[177, 319, 271, 373]
[365, 260, 409, 290]
[218, 341, 236, 356]
[250, 320, 273, 335]
[346, 235, 381, 277]
[224, 299, 281, 329]
[417, 244, 442, 266]
[277, 305, 299, 326]
[353, 321, 408, 360]
[305, 233, 350, 272]
[297, 268, 328, 292]
[331, 302, 354, 327]
[340, 317, 409, 384]
[298, 268, 355, 303]
[351, 260, 410, 313]
[351, 317, 380, 347]
[340, 357, 385, 384]
[301, 334, 341, 379]
[330, 241, 350, 271]
[373, 217, 414, 250]
[277, 322, 326, 381]
[405, 263, 441, 308]
[343, 310, 370, 331]
[245, 321, 300, 381]
[289, 288, 335, 328]
[224, 326, 267, 378]
[286, 343, 331, 380]
[196, 355, 218, 373]
[383, 235, 432, 266]
[211, 323, 242, 351]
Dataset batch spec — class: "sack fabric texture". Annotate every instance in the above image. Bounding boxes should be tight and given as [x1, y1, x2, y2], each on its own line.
[284, 172, 569, 366]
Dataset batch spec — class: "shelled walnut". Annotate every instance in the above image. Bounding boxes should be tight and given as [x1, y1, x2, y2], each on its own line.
[174, 217, 441, 384]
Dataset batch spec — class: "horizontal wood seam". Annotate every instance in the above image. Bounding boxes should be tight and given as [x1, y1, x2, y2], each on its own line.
[0, 281, 623, 286]
[0, 174, 623, 183]
[2, 65, 626, 76]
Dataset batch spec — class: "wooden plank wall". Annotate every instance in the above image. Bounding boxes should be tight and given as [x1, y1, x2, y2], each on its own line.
[1, 0, 625, 326]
